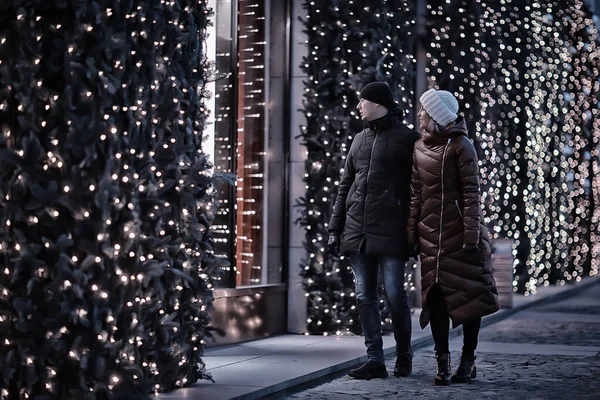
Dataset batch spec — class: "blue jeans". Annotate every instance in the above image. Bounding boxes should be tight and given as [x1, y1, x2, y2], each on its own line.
[350, 252, 412, 364]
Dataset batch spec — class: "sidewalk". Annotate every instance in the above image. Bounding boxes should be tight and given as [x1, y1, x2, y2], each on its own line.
[155, 277, 600, 400]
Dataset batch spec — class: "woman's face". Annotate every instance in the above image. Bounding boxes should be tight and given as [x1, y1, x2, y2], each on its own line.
[419, 106, 432, 131]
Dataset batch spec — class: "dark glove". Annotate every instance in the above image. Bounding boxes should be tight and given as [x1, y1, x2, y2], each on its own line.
[327, 233, 341, 256]
[462, 244, 478, 253]
[408, 242, 419, 259]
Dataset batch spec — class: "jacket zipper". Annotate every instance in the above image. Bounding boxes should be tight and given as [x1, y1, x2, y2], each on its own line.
[436, 138, 452, 284]
[362, 131, 378, 238]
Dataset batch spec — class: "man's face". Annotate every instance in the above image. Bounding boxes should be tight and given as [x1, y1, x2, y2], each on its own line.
[356, 98, 378, 121]
[418, 105, 432, 131]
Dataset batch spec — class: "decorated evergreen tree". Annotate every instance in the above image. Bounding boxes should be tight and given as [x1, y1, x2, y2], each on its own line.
[297, 0, 418, 335]
[0, 0, 226, 397]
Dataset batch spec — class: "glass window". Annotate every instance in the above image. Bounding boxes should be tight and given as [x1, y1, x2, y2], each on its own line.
[206, 0, 236, 288]
[206, 0, 270, 288]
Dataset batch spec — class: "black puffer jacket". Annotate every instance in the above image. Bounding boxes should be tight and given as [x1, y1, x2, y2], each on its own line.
[329, 109, 420, 259]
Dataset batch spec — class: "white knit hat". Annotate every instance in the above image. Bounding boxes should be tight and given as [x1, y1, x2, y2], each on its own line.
[419, 88, 459, 126]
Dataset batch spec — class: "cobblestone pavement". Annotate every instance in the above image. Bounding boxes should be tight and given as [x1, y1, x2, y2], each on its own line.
[282, 283, 600, 399]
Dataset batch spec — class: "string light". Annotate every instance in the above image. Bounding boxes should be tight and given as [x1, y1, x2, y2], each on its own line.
[233, 0, 268, 286]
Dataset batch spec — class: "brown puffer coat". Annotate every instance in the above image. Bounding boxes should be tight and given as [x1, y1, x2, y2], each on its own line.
[407, 117, 499, 329]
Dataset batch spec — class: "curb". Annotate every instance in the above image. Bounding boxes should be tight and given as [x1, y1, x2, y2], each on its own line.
[234, 276, 600, 400]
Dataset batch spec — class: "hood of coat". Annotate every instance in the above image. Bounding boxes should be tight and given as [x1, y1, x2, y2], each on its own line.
[422, 116, 468, 145]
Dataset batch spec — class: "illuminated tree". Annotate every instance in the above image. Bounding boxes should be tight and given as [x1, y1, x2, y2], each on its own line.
[0, 1, 225, 397]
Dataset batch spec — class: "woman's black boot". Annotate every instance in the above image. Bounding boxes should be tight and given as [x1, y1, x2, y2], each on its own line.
[434, 353, 451, 386]
[451, 354, 476, 383]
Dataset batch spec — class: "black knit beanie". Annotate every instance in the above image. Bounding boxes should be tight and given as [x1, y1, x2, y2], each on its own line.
[360, 82, 395, 109]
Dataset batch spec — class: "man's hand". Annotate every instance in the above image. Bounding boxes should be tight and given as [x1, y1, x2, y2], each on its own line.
[327, 233, 341, 256]
[462, 244, 478, 253]
[408, 242, 419, 259]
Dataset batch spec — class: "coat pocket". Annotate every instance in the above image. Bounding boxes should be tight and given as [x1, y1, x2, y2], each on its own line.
[455, 200, 464, 220]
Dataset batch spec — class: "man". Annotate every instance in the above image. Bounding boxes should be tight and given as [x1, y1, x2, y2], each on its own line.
[328, 81, 420, 379]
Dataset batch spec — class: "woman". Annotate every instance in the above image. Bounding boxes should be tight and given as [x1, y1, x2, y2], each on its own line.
[407, 88, 500, 386]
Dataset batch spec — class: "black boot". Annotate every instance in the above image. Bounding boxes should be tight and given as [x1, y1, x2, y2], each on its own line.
[348, 360, 388, 380]
[393, 349, 413, 377]
[451, 354, 476, 383]
[434, 353, 451, 386]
